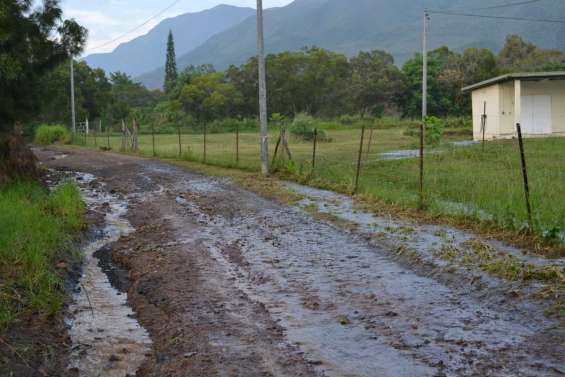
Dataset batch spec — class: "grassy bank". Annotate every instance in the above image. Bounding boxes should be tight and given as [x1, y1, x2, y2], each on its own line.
[76, 125, 564, 249]
[0, 181, 84, 329]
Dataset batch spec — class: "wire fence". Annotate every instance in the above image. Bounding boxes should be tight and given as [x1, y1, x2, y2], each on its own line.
[72, 122, 565, 241]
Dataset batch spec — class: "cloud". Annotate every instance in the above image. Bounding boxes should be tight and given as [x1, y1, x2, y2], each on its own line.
[65, 9, 121, 27]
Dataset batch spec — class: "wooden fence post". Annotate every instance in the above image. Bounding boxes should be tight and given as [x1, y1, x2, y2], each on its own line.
[132, 119, 139, 152]
[419, 123, 425, 209]
[481, 101, 487, 151]
[235, 123, 239, 164]
[365, 128, 374, 161]
[177, 125, 182, 158]
[121, 119, 127, 152]
[151, 122, 156, 157]
[94, 120, 98, 146]
[203, 123, 207, 163]
[516, 123, 533, 231]
[354, 126, 366, 194]
[312, 128, 318, 172]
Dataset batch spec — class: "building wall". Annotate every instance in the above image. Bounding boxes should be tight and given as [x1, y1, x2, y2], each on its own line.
[522, 80, 565, 135]
[471, 84, 501, 141]
[498, 81, 516, 137]
[472, 79, 565, 139]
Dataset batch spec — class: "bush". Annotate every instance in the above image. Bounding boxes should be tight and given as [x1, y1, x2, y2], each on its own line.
[34, 125, 71, 145]
[425, 116, 446, 146]
[290, 114, 332, 142]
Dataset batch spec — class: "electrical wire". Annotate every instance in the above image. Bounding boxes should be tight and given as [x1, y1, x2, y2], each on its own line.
[428, 10, 565, 25]
[467, 0, 544, 11]
[86, 0, 184, 52]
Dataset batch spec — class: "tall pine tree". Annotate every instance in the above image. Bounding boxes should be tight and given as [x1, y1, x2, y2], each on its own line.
[164, 30, 178, 94]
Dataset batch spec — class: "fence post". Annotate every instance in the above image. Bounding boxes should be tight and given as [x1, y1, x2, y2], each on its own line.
[419, 122, 425, 209]
[151, 122, 156, 157]
[516, 123, 533, 231]
[312, 128, 318, 172]
[121, 119, 126, 152]
[94, 120, 98, 146]
[107, 123, 110, 149]
[177, 125, 182, 158]
[235, 122, 239, 164]
[354, 126, 366, 194]
[365, 128, 374, 161]
[272, 129, 282, 165]
[132, 119, 139, 152]
[203, 123, 207, 163]
[481, 101, 487, 151]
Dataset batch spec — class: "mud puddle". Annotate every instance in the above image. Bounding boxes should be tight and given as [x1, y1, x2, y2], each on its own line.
[171, 177, 564, 377]
[64, 172, 151, 377]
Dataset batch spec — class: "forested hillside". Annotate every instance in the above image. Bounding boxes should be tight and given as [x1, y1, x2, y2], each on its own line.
[138, 0, 565, 88]
[84, 5, 254, 78]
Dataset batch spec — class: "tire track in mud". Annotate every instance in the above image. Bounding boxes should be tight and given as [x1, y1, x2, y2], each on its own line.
[36, 147, 564, 377]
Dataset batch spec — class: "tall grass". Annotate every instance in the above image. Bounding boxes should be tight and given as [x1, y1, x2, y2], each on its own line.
[34, 124, 71, 145]
[0, 181, 84, 328]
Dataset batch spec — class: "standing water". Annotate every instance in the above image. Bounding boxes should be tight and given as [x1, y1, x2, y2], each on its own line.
[65, 172, 151, 377]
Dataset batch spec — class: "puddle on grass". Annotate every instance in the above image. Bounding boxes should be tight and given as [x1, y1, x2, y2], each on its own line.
[172, 176, 563, 377]
[64, 172, 151, 377]
[283, 181, 565, 269]
[375, 140, 478, 161]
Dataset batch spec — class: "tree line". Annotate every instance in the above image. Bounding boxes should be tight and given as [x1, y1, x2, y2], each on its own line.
[37, 33, 565, 133]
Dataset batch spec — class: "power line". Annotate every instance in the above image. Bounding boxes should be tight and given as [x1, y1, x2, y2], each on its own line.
[428, 10, 565, 25]
[468, 0, 544, 11]
[87, 0, 184, 52]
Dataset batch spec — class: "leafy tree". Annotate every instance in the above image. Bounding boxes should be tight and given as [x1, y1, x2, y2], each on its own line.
[179, 73, 243, 122]
[498, 34, 565, 72]
[349, 50, 406, 116]
[108, 72, 161, 123]
[164, 30, 178, 94]
[0, 0, 86, 174]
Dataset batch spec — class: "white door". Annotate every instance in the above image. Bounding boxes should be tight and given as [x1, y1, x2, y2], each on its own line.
[521, 95, 552, 134]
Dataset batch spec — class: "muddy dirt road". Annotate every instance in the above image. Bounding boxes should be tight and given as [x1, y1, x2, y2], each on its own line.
[36, 147, 564, 377]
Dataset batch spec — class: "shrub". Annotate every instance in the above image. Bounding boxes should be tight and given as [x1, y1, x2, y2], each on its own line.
[34, 125, 71, 145]
[290, 114, 332, 142]
[425, 116, 446, 145]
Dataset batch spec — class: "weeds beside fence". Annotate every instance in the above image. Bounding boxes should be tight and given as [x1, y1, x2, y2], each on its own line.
[72, 122, 565, 246]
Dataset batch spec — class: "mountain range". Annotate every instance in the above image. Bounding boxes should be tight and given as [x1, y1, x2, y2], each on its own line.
[84, 0, 565, 90]
[84, 5, 254, 79]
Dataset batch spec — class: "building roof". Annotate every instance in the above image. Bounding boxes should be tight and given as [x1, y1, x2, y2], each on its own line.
[462, 71, 565, 93]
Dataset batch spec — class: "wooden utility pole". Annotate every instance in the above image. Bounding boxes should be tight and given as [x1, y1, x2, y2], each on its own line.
[419, 9, 429, 209]
[70, 57, 76, 134]
[422, 9, 429, 121]
[257, 0, 269, 176]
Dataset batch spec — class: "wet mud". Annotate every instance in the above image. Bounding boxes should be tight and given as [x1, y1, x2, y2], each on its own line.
[35, 147, 564, 377]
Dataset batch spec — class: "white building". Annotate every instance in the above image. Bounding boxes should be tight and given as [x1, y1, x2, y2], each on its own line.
[462, 72, 565, 140]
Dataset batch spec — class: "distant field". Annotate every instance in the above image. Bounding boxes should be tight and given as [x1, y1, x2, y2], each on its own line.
[79, 127, 564, 240]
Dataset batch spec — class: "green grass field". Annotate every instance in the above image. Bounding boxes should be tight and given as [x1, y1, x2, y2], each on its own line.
[80, 127, 564, 242]
[0, 181, 84, 328]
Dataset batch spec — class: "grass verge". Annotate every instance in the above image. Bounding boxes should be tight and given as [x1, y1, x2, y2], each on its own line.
[0, 180, 84, 329]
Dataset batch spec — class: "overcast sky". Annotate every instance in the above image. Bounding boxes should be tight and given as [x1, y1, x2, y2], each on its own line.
[60, 0, 294, 55]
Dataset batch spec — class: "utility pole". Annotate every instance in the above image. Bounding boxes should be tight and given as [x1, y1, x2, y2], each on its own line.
[70, 57, 76, 134]
[422, 9, 429, 120]
[419, 9, 430, 209]
[257, 0, 269, 176]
